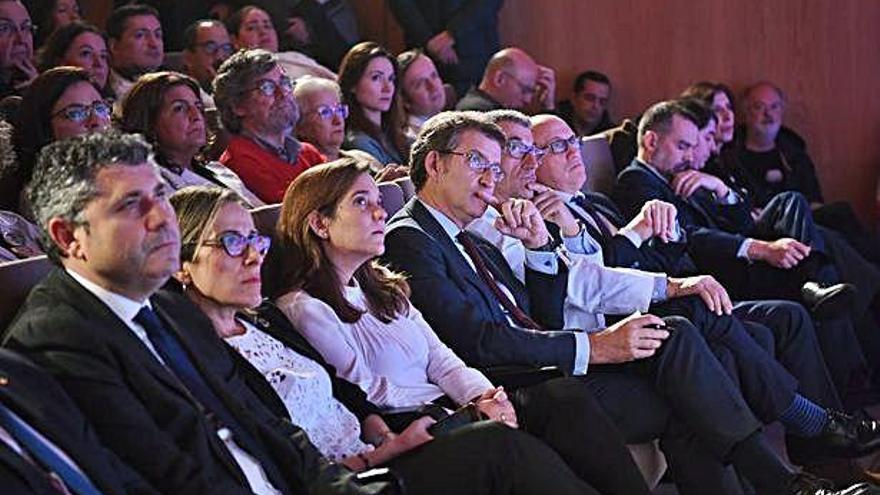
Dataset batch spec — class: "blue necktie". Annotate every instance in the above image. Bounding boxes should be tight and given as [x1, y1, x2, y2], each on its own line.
[0, 404, 103, 495]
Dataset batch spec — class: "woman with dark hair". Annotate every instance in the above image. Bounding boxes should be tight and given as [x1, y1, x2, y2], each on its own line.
[270, 158, 654, 495]
[25, 0, 80, 48]
[168, 183, 607, 495]
[11, 65, 109, 211]
[118, 70, 263, 206]
[37, 21, 109, 96]
[338, 41, 406, 166]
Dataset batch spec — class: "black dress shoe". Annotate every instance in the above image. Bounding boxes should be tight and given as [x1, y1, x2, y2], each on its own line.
[802, 282, 857, 319]
[789, 410, 880, 465]
[788, 472, 880, 494]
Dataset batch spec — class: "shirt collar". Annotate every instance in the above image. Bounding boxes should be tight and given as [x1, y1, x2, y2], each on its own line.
[66, 268, 151, 324]
[417, 198, 465, 242]
[242, 133, 302, 164]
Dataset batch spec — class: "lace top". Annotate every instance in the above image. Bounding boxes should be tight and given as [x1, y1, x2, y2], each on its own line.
[226, 320, 370, 461]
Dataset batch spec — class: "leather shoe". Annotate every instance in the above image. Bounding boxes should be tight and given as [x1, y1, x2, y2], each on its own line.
[788, 472, 880, 494]
[789, 410, 880, 465]
[802, 282, 857, 320]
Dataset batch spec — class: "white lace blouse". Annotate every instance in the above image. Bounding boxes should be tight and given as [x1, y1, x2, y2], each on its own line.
[276, 282, 493, 409]
[226, 319, 370, 461]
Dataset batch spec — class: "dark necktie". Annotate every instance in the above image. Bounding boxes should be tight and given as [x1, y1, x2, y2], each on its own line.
[134, 307, 261, 456]
[571, 195, 613, 242]
[456, 231, 544, 330]
[0, 404, 103, 495]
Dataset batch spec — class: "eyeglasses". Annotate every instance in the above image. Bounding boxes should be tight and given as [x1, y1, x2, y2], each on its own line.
[250, 76, 294, 97]
[51, 101, 112, 123]
[538, 135, 579, 158]
[505, 138, 545, 161]
[202, 232, 271, 257]
[195, 40, 233, 56]
[312, 103, 349, 120]
[501, 71, 535, 97]
[439, 149, 505, 181]
[0, 21, 35, 38]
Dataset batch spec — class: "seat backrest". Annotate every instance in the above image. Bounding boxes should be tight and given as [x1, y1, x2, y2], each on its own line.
[251, 204, 282, 236]
[163, 51, 184, 72]
[0, 255, 52, 330]
[394, 177, 416, 200]
[378, 182, 405, 216]
[580, 134, 617, 196]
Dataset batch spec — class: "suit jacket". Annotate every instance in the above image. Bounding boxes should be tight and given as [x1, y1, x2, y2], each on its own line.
[382, 199, 578, 373]
[2, 269, 387, 495]
[614, 159, 748, 263]
[0, 349, 157, 495]
[564, 191, 697, 275]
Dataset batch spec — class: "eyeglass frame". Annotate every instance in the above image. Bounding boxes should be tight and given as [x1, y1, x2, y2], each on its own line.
[248, 76, 295, 97]
[199, 231, 271, 257]
[537, 135, 580, 160]
[311, 103, 349, 120]
[438, 149, 506, 182]
[194, 40, 233, 56]
[500, 71, 535, 97]
[504, 138, 546, 161]
[0, 20, 35, 38]
[50, 100, 112, 123]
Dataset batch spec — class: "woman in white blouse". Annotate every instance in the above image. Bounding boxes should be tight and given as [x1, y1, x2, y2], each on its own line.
[168, 184, 602, 495]
[271, 158, 653, 495]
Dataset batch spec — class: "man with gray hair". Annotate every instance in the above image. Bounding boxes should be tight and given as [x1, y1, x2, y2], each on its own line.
[214, 48, 324, 203]
[4, 131, 393, 495]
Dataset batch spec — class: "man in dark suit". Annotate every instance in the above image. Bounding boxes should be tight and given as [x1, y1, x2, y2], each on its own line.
[2, 131, 620, 495]
[382, 111, 878, 495]
[0, 348, 158, 495]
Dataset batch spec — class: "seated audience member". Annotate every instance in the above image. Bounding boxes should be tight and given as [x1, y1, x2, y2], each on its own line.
[226, 5, 336, 81]
[455, 47, 555, 114]
[25, 0, 79, 48]
[118, 71, 262, 206]
[273, 159, 654, 494]
[558, 70, 615, 137]
[338, 41, 406, 166]
[3, 131, 399, 495]
[388, 0, 501, 97]
[0, 0, 37, 98]
[105, 4, 163, 103]
[381, 111, 878, 495]
[36, 22, 109, 96]
[737, 81, 880, 264]
[397, 49, 446, 146]
[0, 348, 159, 494]
[181, 19, 233, 97]
[293, 75, 382, 171]
[0, 119, 40, 260]
[11, 66, 109, 213]
[168, 184, 624, 495]
[214, 48, 325, 203]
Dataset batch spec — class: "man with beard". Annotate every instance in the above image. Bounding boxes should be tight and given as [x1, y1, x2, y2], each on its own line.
[213, 49, 325, 203]
[106, 4, 164, 104]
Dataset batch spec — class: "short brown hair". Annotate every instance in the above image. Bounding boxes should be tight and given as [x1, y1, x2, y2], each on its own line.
[118, 71, 202, 146]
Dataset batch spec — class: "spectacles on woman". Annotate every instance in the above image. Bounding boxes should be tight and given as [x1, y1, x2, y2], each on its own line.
[51, 101, 112, 123]
[201, 231, 271, 257]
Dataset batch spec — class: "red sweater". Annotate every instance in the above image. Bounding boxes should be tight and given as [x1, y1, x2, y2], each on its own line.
[219, 136, 326, 203]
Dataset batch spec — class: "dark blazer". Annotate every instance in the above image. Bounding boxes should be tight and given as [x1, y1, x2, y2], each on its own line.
[564, 191, 697, 275]
[614, 159, 749, 263]
[382, 199, 578, 373]
[2, 269, 387, 495]
[0, 349, 157, 495]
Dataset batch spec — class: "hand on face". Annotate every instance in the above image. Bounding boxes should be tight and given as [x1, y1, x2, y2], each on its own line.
[529, 183, 580, 237]
[492, 198, 551, 249]
[671, 169, 730, 199]
[533, 65, 556, 110]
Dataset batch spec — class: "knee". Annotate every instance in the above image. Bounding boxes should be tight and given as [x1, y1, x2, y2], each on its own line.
[661, 316, 701, 346]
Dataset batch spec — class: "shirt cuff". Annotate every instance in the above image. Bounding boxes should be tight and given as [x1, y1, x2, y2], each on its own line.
[572, 331, 589, 375]
[651, 276, 668, 302]
[618, 228, 644, 248]
[737, 238, 754, 260]
[717, 189, 742, 205]
[524, 249, 558, 274]
[562, 227, 598, 255]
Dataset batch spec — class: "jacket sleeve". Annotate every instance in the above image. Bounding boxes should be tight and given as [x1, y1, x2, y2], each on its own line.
[382, 225, 578, 372]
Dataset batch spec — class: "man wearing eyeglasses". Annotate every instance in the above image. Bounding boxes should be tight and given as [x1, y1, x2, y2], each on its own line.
[455, 47, 555, 114]
[182, 20, 233, 97]
[214, 49, 325, 204]
[0, 0, 36, 98]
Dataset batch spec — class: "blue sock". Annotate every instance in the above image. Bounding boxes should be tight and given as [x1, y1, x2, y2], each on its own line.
[779, 394, 829, 437]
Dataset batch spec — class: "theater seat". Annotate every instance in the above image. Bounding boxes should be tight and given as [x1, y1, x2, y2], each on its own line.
[0, 255, 52, 330]
[251, 203, 282, 236]
[580, 134, 617, 196]
[378, 182, 405, 216]
[393, 177, 415, 201]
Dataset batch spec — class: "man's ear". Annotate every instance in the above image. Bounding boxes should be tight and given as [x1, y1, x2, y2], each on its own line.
[642, 130, 659, 154]
[490, 69, 506, 89]
[423, 149, 445, 182]
[181, 50, 194, 72]
[306, 211, 329, 239]
[47, 218, 81, 260]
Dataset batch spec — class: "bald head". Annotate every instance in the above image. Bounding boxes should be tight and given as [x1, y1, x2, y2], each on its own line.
[531, 114, 586, 193]
[743, 81, 785, 141]
[478, 47, 539, 110]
